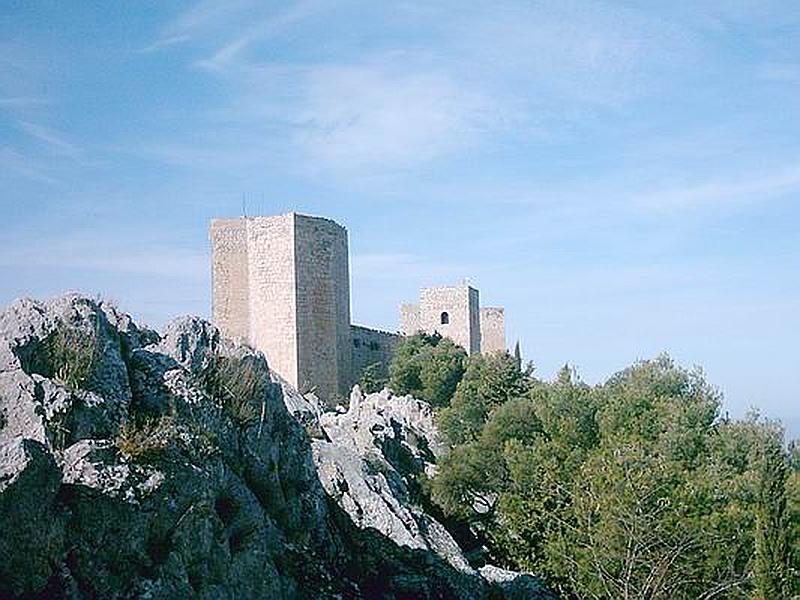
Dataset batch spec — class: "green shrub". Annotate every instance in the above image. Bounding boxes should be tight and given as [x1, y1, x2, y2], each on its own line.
[36, 321, 98, 391]
[388, 332, 466, 407]
[198, 355, 269, 430]
[359, 362, 387, 394]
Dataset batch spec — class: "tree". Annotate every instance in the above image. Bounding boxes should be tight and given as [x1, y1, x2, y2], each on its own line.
[437, 351, 531, 445]
[359, 362, 387, 394]
[388, 332, 466, 407]
[752, 430, 792, 599]
[787, 441, 800, 595]
[432, 354, 797, 599]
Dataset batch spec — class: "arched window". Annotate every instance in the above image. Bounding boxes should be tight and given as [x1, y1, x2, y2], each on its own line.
[440, 311, 450, 325]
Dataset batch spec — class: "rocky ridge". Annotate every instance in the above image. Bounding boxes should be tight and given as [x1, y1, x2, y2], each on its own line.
[0, 294, 552, 599]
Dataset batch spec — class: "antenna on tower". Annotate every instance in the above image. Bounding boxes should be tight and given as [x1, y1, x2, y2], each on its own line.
[242, 193, 248, 218]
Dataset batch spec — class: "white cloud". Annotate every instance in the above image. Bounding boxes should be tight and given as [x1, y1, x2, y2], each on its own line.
[636, 164, 800, 212]
[352, 252, 466, 283]
[17, 121, 81, 160]
[0, 97, 48, 108]
[759, 63, 800, 83]
[0, 146, 58, 184]
[292, 64, 496, 172]
[196, 0, 331, 71]
[138, 34, 191, 54]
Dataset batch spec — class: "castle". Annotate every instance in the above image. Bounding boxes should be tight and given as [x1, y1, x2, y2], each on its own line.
[210, 212, 505, 400]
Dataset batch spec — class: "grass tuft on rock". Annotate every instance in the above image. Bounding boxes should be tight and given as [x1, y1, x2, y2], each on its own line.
[37, 321, 98, 391]
[116, 416, 177, 462]
[198, 355, 269, 430]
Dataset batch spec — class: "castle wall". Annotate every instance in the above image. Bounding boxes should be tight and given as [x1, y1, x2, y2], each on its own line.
[293, 214, 352, 400]
[399, 303, 421, 335]
[480, 307, 506, 354]
[419, 286, 481, 354]
[246, 215, 299, 388]
[210, 219, 251, 341]
[350, 325, 399, 387]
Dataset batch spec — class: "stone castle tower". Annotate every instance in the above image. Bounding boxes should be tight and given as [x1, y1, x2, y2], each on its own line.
[210, 213, 352, 400]
[211, 212, 506, 401]
[400, 285, 506, 354]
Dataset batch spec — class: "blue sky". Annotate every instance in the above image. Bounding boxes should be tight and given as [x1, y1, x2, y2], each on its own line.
[1, 1, 798, 438]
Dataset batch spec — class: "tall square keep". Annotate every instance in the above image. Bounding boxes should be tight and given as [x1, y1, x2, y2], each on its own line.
[210, 213, 352, 400]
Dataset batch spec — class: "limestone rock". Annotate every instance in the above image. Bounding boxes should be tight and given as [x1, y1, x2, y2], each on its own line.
[0, 436, 65, 597]
[313, 388, 473, 574]
[0, 295, 132, 450]
[480, 565, 557, 599]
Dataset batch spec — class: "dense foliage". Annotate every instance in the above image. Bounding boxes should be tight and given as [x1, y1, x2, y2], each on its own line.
[388, 344, 799, 599]
[388, 332, 467, 407]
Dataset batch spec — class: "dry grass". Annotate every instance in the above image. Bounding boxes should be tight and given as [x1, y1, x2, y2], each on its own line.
[198, 355, 269, 430]
[41, 323, 98, 391]
[116, 416, 176, 462]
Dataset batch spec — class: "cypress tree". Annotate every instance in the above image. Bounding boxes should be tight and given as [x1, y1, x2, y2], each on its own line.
[753, 438, 791, 599]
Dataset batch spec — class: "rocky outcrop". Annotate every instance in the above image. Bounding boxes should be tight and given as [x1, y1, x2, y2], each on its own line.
[312, 386, 555, 599]
[0, 294, 552, 599]
[0, 295, 336, 599]
[314, 387, 460, 564]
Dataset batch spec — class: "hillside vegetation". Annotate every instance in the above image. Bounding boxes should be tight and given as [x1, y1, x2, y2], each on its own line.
[390, 333, 800, 599]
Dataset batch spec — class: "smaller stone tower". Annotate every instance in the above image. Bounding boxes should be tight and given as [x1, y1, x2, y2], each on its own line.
[401, 285, 484, 354]
[479, 307, 506, 354]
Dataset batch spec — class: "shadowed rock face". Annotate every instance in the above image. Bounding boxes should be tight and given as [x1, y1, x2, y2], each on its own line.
[0, 294, 553, 600]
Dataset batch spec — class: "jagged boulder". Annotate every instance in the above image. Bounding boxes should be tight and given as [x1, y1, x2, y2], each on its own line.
[312, 386, 556, 599]
[0, 295, 133, 450]
[0, 295, 336, 598]
[312, 386, 483, 596]
[480, 566, 557, 599]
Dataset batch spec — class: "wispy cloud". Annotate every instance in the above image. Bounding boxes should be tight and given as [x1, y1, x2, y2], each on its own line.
[352, 252, 467, 283]
[138, 34, 191, 54]
[293, 63, 498, 172]
[17, 121, 81, 160]
[636, 164, 800, 212]
[759, 63, 800, 83]
[168, 0, 256, 36]
[0, 146, 58, 184]
[196, 0, 331, 71]
[147, 0, 695, 179]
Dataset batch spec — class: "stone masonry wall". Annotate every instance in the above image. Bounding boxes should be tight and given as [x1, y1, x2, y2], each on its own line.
[246, 215, 299, 389]
[480, 307, 506, 354]
[293, 214, 352, 400]
[419, 286, 481, 354]
[350, 325, 399, 387]
[210, 219, 250, 341]
[467, 287, 480, 355]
